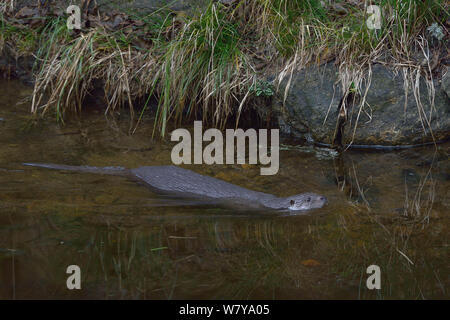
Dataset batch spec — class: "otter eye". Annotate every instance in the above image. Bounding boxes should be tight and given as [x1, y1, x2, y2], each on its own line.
[307, 197, 311, 202]
[290, 200, 295, 205]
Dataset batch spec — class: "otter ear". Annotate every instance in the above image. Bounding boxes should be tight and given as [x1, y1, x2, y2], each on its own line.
[290, 200, 295, 206]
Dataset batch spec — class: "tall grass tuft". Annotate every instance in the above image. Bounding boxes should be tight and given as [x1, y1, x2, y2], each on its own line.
[31, 20, 159, 124]
[151, 2, 255, 136]
[23, 0, 449, 136]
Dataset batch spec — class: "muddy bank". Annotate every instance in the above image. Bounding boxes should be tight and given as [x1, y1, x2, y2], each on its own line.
[1, 0, 449, 146]
[0, 0, 210, 81]
[14, 0, 211, 12]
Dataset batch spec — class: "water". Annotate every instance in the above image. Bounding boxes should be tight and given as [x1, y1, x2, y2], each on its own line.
[0, 80, 448, 299]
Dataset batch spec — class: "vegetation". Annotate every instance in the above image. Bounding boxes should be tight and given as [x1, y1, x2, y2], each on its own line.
[0, 0, 448, 136]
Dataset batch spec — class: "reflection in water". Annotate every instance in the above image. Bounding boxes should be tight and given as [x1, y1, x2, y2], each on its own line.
[0, 80, 448, 299]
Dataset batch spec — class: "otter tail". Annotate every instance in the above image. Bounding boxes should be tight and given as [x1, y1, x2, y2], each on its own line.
[22, 163, 128, 176]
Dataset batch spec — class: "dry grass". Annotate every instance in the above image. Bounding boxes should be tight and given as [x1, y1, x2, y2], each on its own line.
[4, 0, 448, 136]
[270, 0, 448, 145]
[30, 2, 258, 136]
[152, 4, 256, 135]
[403, 165, 436, 223]
[0, 1, 14, 14]
[31, 25, 159, 126]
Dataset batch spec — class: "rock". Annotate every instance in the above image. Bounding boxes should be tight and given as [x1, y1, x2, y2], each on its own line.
[15, 6, 39, 19]
[442, 69, 450, 99]
[275, 63, 450, 145]
[330, 3, 348, 15]
[0, 44, 34, 84]
[219, 0, 238, 5]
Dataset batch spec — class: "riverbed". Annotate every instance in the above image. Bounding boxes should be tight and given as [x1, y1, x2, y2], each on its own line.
[0, 80, 448, 299]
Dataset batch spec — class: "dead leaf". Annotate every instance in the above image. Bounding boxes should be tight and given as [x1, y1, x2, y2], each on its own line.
[301, 259, 321, 266]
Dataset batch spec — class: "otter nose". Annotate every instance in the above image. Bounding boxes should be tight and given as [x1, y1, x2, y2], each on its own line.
[320, 196, 327, 203]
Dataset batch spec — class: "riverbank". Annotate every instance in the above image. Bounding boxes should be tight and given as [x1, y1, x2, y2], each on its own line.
[1, 0, 449, 145]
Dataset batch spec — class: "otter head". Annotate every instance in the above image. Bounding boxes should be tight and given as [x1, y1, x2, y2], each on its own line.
[287, 193, 327, 211]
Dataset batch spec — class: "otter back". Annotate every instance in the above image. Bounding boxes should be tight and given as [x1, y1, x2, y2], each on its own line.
[131, 166, 274, 201]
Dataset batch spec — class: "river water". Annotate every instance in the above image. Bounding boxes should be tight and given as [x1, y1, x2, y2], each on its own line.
[0, 80, 448, 299]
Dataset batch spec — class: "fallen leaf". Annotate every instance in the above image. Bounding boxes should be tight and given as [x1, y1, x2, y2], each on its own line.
[301, 259, 321, 266]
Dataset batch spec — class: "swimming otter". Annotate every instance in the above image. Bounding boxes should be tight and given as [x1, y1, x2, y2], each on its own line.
[22, 163, 327, 211]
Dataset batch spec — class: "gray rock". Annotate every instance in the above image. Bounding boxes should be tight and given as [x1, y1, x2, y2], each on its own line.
[442, 69, 450, 99]
[275, 63, 450, 145]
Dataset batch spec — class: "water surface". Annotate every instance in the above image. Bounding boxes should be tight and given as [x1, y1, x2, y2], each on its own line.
[0, 80, 448, 299]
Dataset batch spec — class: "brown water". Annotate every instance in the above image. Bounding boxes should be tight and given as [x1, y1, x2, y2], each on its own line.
[0, 80, 448, 299]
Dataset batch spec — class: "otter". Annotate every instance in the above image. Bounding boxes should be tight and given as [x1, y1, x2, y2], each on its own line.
[22, 163, 327, 211]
